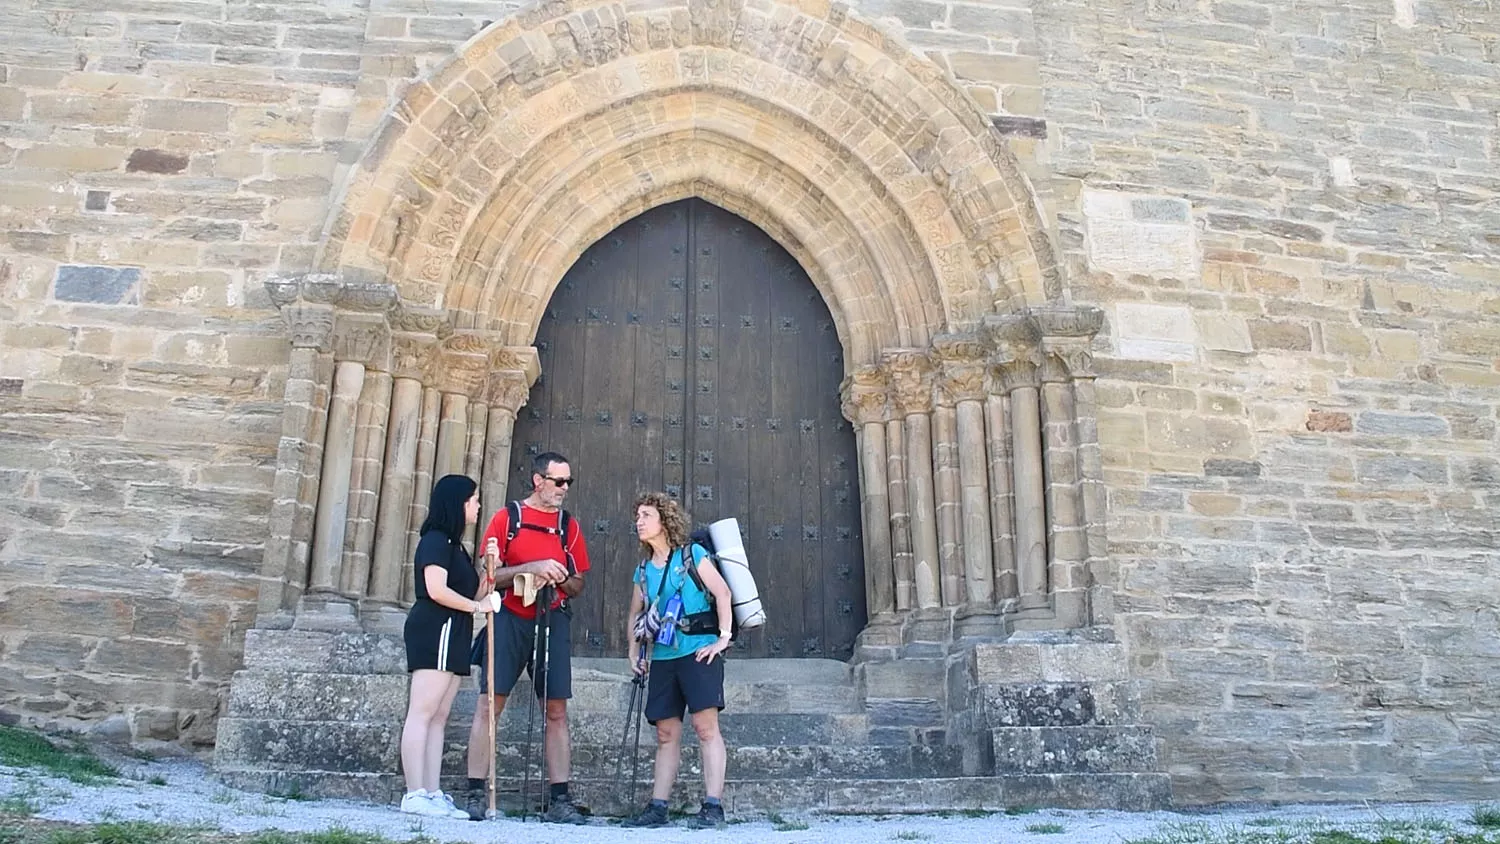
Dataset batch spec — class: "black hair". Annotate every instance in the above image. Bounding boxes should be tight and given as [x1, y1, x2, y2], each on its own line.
[420, 474, 477, 543]
[532, 451, 570, 478]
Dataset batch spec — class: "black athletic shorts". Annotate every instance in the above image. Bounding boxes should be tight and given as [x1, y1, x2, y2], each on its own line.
[645, 654, 725, 724]
[404, 601, 472, 675]
[469, 606, 572, 700]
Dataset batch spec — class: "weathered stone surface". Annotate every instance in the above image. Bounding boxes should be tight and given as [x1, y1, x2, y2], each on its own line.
[992, 725, 1157, 773]
[52, 265, 141, 305]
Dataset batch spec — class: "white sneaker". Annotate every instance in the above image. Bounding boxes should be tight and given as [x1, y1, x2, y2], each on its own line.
[401, 790, 442, 816]
[430, 791, 470, 820]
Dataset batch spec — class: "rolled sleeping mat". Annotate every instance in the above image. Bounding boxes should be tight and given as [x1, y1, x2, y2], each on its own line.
[707, 517, 766, 629]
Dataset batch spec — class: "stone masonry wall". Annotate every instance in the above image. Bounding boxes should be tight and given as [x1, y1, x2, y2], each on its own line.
[1031, 0, 1500, 803]
[0, 0, 373, 744]
[0, 0, 1046, 746]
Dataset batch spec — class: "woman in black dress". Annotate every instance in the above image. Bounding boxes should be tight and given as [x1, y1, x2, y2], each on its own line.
[398, 474, 496, 818]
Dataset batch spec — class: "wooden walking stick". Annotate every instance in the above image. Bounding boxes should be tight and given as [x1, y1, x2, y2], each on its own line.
[484, 537, 498, 820]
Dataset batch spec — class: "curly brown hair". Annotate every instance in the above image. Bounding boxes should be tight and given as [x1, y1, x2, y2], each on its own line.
[634, 490, 690, 556]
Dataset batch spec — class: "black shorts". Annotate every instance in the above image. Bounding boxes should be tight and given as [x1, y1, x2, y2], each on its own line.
[645, 654, 726, 724]
[404, 601, 472, 675]
[469, 606, 572, 700]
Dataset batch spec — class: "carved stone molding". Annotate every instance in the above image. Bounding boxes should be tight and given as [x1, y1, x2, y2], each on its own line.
[489, 345, 541, 386]
[839, 364, 891, 426]
[931, 332, 988, 405]
[982, 314, 1042, 393]
[266, 275, 399, 314]
[391, 304, 453, 338]
[283, 304, 335, 352]
[882, 348, 935, 416]
[1031, 305, 1105, 339]
[487, 370, 531, 414]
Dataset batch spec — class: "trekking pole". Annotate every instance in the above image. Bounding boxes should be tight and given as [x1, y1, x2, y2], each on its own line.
[520, 594, 546, 823]
[628, 653, 651, 809]
[612, 650, 646, 807]
[484, 545, 497, 820]
[535, 587, 552, 815]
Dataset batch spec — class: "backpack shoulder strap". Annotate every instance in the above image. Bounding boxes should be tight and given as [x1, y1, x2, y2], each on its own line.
[682, 542, 711, 596]
[558, 509, 577, 576]
[505, 500, 522, 552]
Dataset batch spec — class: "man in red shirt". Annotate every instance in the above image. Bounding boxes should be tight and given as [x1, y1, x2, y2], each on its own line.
[463, 452, 591, 823]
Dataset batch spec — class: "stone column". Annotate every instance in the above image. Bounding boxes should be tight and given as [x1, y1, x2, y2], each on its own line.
[884, 349, 941, 611]
[985, 387, 1017, 603]
[463, 402, 487, 547]
[986, 316, 1049, 616]
[335, 313, 395, 602]
[403, 386, 442, 606]
[932, 392, 963, 608]
[482, 349, 541, 521]
[840, 365, 894, 622]
[306, 360, 365, 599]
[257, 283, 337, 626]
[885, 417, 914, 612]
[340, 369, 391, 599]
[365, 306, 448, 629]
[934, 333, 1000, 637]
[435, 393, 469, 482]
[1036, 306, 1106, 630]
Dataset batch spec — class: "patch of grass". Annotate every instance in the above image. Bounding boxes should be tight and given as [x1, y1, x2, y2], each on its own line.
[92, 822, 191, 844]
[0, 726, 119, 784]
[0, 828, 21, 844]
[268, 782, 311, 802]
[1476, 807, 1500, 830]
[208, 789, 238, 806]
[1, 794, 39, 818]
[893, 832, 932, 841]
[1026, 822, 1066, 835]
[145, 777, 167, 787]
[302, 828, 399, 844]
[1005, 805, 1040, 816]
[765, 812, 809, 832]
[1247, 819, 1285, 828]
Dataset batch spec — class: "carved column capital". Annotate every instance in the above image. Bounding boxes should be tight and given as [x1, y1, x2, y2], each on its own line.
[982, 314, 1042, 393]
[437, 332, 496, 396]
[333, 314, 391, 370]
[281, 304, 336, 351]
[839, 364, 890, 426]
[882, 349, 936, 416]
[1033, 305, 1104, 382]
[931, 332, 989, 405]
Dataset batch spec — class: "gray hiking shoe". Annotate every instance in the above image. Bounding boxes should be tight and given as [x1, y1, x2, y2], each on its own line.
[622, 802, 671, 828]
[685, 802, 727, 829]
[542, 793, 588, 825]
[464, 788, 487, 821]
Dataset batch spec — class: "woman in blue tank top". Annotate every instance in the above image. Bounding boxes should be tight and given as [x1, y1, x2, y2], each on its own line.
[622, 491, 733, 829]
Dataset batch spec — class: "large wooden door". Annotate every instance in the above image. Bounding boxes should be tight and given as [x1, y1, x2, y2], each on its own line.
[508, 199, 866, 660]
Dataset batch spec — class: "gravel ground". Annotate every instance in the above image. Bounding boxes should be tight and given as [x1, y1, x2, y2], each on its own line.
[2, 754, 1495, 844]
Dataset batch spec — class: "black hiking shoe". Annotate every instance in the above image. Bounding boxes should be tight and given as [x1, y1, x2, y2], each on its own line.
[622, 802, 671, 828]
[541, 793, 589, 825]
[464, 788, 487, 821]
[685, 802, 727, 829]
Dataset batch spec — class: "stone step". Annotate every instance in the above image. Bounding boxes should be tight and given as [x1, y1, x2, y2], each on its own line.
[218, 713, 876, 773]
[226, 668, 861, 722]
[214, 768, 1171, 814]
[473, 740, 967, 781]
[979, 681, 1142, 727]
[990, 726, 1158, 774]
[239, 629, 408, 675]
[855, 657, 947, 700]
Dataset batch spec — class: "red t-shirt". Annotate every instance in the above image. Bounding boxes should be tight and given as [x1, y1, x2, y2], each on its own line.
[480, 503, 591, 620]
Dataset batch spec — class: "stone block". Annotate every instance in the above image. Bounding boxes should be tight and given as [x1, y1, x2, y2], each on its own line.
[240, 629, 408, 675]
[992, 725, 1157, 773]
[141, 99, 232, 133]
[53, 265, 141, 305]
[126, 149, 190, 174]
[1355, 411, 1449, 436]
[1247, 319, 1312, 351]
[974, 643, 1129, 683]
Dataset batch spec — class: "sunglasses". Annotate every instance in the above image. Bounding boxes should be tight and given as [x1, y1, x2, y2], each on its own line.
[542, 475, 575, 488]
